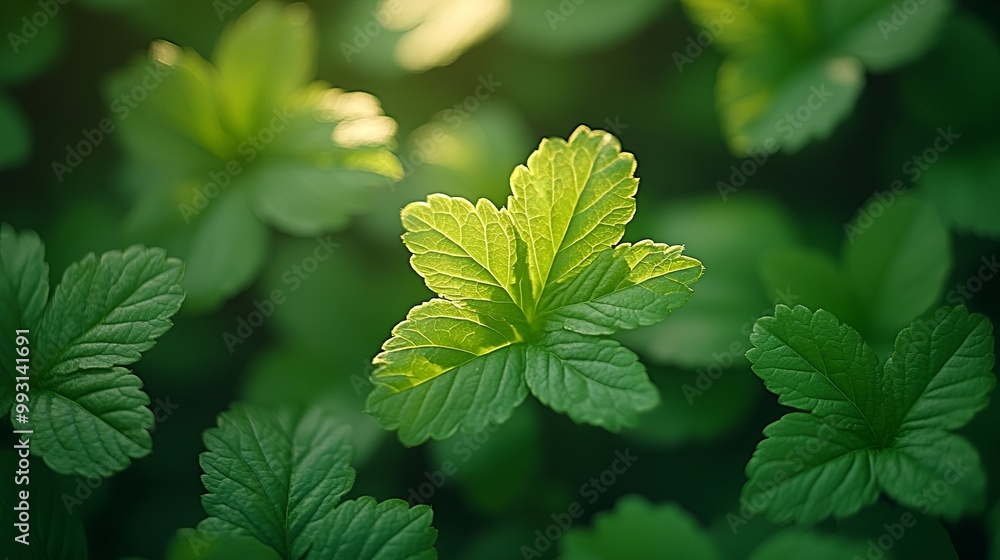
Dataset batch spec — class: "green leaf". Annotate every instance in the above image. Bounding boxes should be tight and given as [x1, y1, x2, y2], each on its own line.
[197, 403, 438, 559]
[560, 496, 870, 560]
[743, 305, 995, 524]
[213, 1, 316, 139]
[0, 2, 64, 85]
[107, 0, 400, 310]
[367, 300, 528, 444]
[180, 188, 269, 311]
[427, 404, 541, 513]
[844, 194, 950, 342]
[748, 530, 866, 560]
[401, 194, 525, 319]
[33, 367, 154, 477]
[759, 248, 859, 327]
[311, 497, 437, 559]
[921, 144, 1000, 239]
[0, 225, 185, 477]
[681, 0, 950, 154]
[560, 496, 721, 560]
[621, 196, 798, 368]
[761, 192, 950, 349]
[167, 530, 283, 560]
[507, 127, 638, 310]
[0, 224, 48, 412]
[369, 127, 702, 444]
[36, 245, 184, 375]
[0, 91, 31, 169]
[540, 242, 702, 336]
[525, 331, 658, 431]
[503, 0, 669, 55]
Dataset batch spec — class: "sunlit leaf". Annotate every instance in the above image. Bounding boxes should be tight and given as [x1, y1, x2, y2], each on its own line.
[369, 127, 702, 445]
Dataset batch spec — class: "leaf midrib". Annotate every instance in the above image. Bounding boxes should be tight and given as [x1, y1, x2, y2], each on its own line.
[887, 318, 981, 435]
[765, 325, 882, 446]
[39, 254, 178, 377]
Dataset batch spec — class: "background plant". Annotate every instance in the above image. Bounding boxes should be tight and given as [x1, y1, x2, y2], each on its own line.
[1, 0, 998, 557]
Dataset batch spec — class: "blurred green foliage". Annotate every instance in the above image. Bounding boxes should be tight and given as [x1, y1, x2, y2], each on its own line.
[1, 0, 999, 557]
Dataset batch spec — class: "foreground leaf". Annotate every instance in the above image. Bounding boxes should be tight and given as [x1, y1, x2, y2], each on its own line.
[369, 127, 703, 445]
[743, 305, 995, 524]
[0, 224, 185, 477]
[197, 403, 437, 559]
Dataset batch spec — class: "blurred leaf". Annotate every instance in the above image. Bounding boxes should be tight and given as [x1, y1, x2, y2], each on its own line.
[836, 502, 958, 559]
[361, 102, 531, 244]
[748, 530, 867, 559]
[843, 193, 950, 343]
[0, 452, 88, 559]
[760, 248, 860, 326]
[167, 530, 282, 560]
[106, 1, 401, 310]
[920, 144, 1000, 239]
[762, 193, 950, 350]
[743, 305, 995, 524]
[681, 0, 950, 154]
[0, 91, 31, 168]
[327, 0, 509, 75]
[560, 496, 720, 560]
[0, 1, 64, 85]
[214, 1, 315, 138]
[176, 188, 268, 311]
[896, 13, 1000, 134]
[428, 395, 541, 513]
[625, 364, 759, 447]
[197, 403, 438, 558]
[623, 196, 798, 368]
[502, 0, 669, 55]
